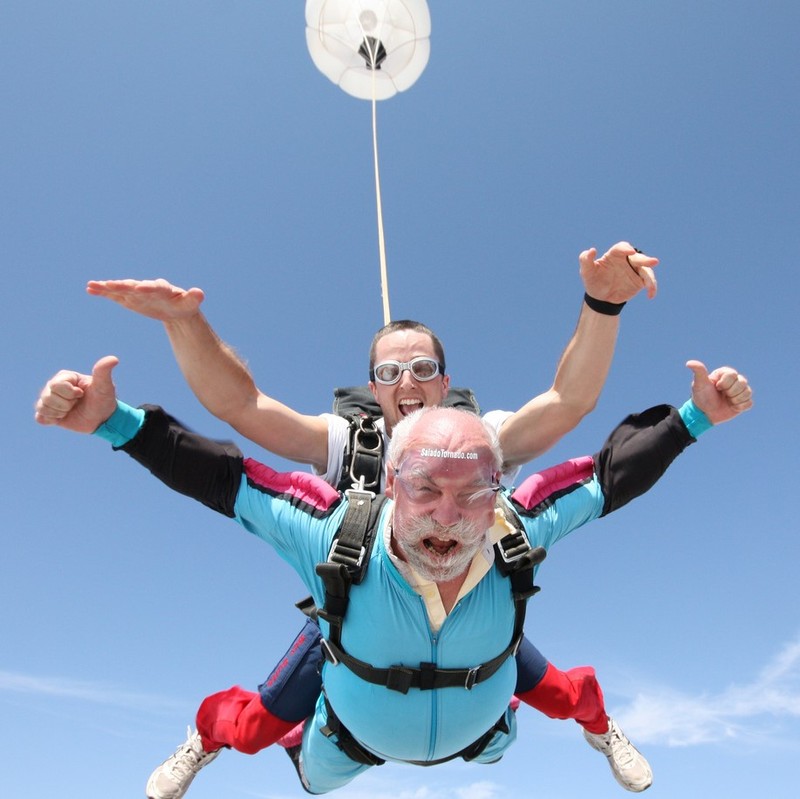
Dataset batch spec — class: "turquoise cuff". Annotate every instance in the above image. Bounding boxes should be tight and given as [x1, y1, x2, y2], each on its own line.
[678, 399, 712, 439]
[93, 401, 145, 448]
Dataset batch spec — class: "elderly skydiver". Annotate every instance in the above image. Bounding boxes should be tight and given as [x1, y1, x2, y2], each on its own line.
[35, 350, 752, 794]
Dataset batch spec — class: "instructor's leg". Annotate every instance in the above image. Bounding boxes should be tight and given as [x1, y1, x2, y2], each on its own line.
[198, 617, 325, 752]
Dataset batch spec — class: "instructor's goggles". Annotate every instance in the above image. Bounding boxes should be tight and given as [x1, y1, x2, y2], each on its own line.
[370, 357, 445, 385]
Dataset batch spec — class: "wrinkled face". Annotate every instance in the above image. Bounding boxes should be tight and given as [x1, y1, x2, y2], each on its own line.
[369, 330, 450, 436]
[386, 447, 499, 583]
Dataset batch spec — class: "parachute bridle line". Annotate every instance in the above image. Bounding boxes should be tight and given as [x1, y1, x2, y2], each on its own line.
[357, 11, 391, 325]
[371, 75, 391, 326]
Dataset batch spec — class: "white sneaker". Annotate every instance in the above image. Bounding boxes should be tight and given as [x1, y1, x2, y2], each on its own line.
[583, 717, 653, 792]
[146, 727, 221, 799]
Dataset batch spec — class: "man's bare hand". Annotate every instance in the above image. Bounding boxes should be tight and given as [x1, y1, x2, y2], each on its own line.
[87, 279, 205, 322]
[687, 360, 753, 425]
[34, 356, 120, 433]
[580, 241, 659, 304]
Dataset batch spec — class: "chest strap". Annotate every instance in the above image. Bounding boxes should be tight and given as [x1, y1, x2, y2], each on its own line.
[320, 633, 520, 694]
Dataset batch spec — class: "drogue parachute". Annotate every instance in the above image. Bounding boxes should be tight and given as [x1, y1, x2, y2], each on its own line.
[303, 1, 432, 324]
[305, 0, 431, 100]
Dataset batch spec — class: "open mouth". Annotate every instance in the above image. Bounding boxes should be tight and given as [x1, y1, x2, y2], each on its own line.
[398, 398, 424, 417]
[423, 537, 458, 556]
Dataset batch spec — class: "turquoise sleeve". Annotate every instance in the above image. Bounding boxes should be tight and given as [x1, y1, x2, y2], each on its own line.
[92, 401, 146, 447]
[678, 399, 712, 439]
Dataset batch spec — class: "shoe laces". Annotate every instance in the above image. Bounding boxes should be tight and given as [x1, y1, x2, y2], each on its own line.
[164, 727, 212, 782]
[602, 723, 637, 769]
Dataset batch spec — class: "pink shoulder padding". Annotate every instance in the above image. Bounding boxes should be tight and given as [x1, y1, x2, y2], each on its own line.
[244, 458, 341, 511]
[511, 456, 594, 511]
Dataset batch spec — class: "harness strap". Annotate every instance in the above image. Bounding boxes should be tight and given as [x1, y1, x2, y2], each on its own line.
[320, 694, 510, 768]
[407, 712, 511, 766]
[497, 541, 547, 666]
[320, 694, 386, 767]
[494, 495, 547, 660]
[316, 493, 547, 694]
[326, 487, 376, 575]
[336, 414, 383, 493]
[319, 636, 517, 694]
[348, 416, 382, 490]
[316, 491, 387, 648]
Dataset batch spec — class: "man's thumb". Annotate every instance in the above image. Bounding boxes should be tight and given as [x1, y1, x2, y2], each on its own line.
[92, 355, 120, 390]
[686, 359, 709, 384]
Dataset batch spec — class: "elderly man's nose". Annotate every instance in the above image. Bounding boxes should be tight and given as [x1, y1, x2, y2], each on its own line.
[431, 494, 461, 526]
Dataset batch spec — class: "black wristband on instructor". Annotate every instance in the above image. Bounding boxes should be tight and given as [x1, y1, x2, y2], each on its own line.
[583, 293, 626, 316]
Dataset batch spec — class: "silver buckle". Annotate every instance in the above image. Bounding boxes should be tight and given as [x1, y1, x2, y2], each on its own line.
[326, 538, 367, 569]
[343, 482, 376, 501]
[496, 528, 532, 565]
[320, 638, 339, 666]
[464, 666, 481, 690]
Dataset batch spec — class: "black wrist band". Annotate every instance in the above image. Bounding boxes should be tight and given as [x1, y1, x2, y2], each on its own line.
[584, 293, 626, 316]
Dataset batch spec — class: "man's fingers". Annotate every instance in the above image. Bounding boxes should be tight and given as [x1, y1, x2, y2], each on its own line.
[626, 252, 659, 269]
[638, 266, 658, 299]
[86, 279, 141, 296]
[624, 250, 659, 299]
[709, 367, 753, 406]
[34, 404, 64, 424]
[47, 383, 82, 406]
[708, 366, 739, 392]
[34, 376, 85, 423]
[44, 372, 85, 402]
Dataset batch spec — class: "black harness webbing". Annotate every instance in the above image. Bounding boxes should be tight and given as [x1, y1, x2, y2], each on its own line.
[313, 491, 546, 768]
[315, 488, 387, 647]
[320, 694, 386, 767]
[316, 493, 546, 694]
[320, 693, 511, 767]
[337, 414, 383, 493]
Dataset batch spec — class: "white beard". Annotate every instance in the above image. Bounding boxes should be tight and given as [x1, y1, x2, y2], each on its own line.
[396, 514, 487, 583]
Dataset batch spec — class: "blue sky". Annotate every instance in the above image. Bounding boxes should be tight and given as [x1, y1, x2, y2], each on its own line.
[2, 2, 798, 797]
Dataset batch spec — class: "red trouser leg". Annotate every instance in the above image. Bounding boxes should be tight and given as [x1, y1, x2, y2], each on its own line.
[517, 663, 610, 735]
[196, 686, 297, 754]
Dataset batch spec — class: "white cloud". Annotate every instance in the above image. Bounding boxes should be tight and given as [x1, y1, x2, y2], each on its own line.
[253, 781, 502, 799]
[455, 781, 503, 799]
[614, 635, 800, 747]
[0, 670, 186, 713]
[5, 635, 800, 757]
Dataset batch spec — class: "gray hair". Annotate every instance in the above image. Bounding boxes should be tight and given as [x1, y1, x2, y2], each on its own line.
[388, 406, 503, 473]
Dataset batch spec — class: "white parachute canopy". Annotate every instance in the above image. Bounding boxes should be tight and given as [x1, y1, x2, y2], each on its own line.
[305, 0, 431, 100]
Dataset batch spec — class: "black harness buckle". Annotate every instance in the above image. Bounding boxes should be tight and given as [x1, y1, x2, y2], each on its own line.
[385, 666, 414, 694]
